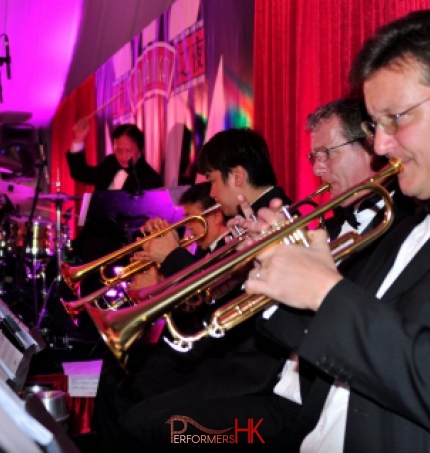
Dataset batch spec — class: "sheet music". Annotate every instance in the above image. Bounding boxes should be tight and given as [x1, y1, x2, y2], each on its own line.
[0, 405, 42, 453]
[0, 365, 8, 382]
[63, 360, 102, 397]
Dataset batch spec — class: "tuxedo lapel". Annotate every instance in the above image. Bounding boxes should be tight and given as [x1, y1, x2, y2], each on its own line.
[351, 215, 418, 294]
[382, 230, 430, 300]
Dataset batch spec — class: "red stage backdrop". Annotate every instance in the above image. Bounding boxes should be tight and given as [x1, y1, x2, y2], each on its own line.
[51, 0, 255, 236]
[93, 0, 255, 187]
[52, 0, 430, 233]
[254, 0, 430, 204]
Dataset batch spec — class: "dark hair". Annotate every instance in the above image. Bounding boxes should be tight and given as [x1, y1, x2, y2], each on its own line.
[306, 97, 369, 143]
[112, 124, 145, 152]
[196, 128, 277, 187]
[350, 10, 430, 89]
[179, 182, 215, 210]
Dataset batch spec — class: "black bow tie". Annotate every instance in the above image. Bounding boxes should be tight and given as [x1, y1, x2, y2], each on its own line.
[414, 199, 430, 223]
[333, 206, 359, 229]
[334, 192, 384, 230]
[417, 199, 430, 213]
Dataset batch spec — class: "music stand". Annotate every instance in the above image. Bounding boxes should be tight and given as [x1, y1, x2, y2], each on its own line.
[83, 186, 189, 241]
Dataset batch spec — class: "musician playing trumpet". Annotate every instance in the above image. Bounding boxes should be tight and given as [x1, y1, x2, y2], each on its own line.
[127, 182, 230, 313]
[243, 13, 430, 452]
[132, 182, 229, 284]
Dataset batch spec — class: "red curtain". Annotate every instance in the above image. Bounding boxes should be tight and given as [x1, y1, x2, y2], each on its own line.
[26, 373, 94, 435]
[51, 75, 98, 237]
[254, 0, 430, 204]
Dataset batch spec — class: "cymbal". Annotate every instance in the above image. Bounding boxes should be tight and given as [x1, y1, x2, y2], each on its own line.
[0, 155, 22, 173]
[10, 215, 53, 226]
[38, 192, 82, 202]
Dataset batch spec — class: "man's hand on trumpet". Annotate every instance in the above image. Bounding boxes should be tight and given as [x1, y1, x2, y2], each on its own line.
[134, 217, 180, 265]
[244, 205, 342, 311]
[128, 266, 161, 302]
[141, 217, 170, 235]
[227, 196, 287, 248]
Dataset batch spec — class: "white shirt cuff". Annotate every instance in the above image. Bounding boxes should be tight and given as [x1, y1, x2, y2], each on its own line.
[70, 141, 84, 153]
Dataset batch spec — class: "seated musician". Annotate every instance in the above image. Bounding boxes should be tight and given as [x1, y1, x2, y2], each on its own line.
[114, 99, 415, 451]
[91, 127, 293, 451]
[91, 181, 230, 446]
[129, 181, 231, 333]
[55, 120, 163, 341]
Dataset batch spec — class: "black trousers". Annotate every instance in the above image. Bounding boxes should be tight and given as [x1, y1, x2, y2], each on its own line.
[120, 393, 301, 452]
[91, 341, 204, 450]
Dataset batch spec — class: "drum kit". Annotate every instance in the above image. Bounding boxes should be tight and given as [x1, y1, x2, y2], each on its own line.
[0, 154, 80, 330]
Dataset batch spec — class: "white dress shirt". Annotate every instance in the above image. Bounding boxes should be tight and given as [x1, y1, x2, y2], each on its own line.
[70, 141, 127, 190]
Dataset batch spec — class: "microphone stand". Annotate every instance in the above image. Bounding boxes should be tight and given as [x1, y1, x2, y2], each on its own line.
[128, 158, 142, 197]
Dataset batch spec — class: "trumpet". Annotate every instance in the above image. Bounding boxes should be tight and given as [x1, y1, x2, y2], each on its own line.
[85, 159, 402, 367]
[61, 234, 245, 324]
[61, 183, 330, 322]
[288, 182, 331, 228]
[61, 203, 222, 294]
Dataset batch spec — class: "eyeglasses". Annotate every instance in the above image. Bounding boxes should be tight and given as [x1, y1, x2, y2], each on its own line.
[307, 139, 363, 165]
[361, 96, 430, 138]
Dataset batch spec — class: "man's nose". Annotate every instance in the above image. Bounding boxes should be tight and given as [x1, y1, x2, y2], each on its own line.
[373, 127, 397, 156]
[312, 159, 328, 177]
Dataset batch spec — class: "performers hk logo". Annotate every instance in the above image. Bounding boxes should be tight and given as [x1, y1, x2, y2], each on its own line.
[167, 415, 265, 444]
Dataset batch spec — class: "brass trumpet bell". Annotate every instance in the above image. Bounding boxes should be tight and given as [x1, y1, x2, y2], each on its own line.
[60, 204, 223, 321]
[60, 203, 221, 294]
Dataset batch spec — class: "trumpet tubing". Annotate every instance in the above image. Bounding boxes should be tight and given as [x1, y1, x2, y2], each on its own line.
[288, 182, 331, 212]
[61, 231, 245, 322]
[60, 203, 221, 294]
[85, 158, 402, 366]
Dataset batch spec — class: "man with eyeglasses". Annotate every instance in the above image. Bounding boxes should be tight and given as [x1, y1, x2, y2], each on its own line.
[245, 10, 430, 453]
[306, 97, 389, 239]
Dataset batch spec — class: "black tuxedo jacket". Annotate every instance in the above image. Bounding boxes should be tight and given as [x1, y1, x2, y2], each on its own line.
[176, 186, 295, 397]
[259, 191, 430, 452]
[66, 151, 162, 192]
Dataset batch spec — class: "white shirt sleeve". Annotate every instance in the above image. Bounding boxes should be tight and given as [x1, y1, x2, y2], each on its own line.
[70, 141, 84, 153]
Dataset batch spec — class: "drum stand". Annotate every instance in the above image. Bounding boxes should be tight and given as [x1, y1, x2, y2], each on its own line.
[36, 192, 67, 330]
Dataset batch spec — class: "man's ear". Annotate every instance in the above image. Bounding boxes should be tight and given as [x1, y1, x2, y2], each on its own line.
[232, 165, 246, 186]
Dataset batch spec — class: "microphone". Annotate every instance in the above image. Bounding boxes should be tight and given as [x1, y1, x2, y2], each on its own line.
[4, 35, 10, 79]
[38, 130, 50, 186]
[128, 158, 141, 196]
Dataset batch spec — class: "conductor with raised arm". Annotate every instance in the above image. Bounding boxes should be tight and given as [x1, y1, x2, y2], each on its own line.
[66, 118, 162, 193]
